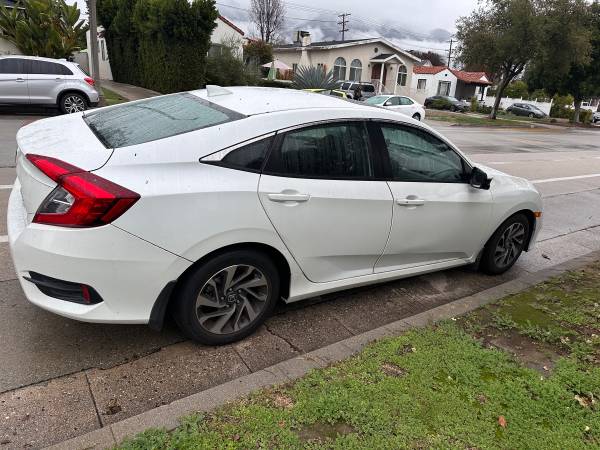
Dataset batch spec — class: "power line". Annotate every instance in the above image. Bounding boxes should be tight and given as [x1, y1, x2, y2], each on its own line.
[216, 2, 338, 23]
[338, 13, 350, 41]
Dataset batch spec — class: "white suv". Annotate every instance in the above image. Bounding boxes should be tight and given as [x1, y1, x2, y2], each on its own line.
[0, 55, 100, 113]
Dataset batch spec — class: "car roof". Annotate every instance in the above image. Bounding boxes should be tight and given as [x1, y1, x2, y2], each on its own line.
[191, 86, 373, 116]
[0, 54, 73, 65]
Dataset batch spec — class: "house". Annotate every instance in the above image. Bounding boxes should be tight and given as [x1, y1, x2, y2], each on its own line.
[273, 33, 422, 96]
[83, 14, 245, 81]
[0, 0, 21, 55]
[412, 66, 492, 102]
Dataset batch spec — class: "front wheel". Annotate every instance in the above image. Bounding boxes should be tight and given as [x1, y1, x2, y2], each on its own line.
[480, 214, 530, 275]
[60, 93, 87, 114]
[528, 113, 534, 118]
[172, 250, 280, 345]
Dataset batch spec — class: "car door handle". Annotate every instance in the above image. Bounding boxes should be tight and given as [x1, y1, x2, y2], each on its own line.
[396, 198, 425, 206]
[267, 193, 310, 203]
[15, 78, 25, 83]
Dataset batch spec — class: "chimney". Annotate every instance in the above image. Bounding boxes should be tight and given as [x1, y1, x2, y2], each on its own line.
[293, 31, 311, 47]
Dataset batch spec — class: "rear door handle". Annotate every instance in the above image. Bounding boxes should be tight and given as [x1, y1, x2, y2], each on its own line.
[267, 193, 310, 203]
[396, 198, 425, 206]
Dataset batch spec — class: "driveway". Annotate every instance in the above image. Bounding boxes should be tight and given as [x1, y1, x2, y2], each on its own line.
[2, 115, 600, 447]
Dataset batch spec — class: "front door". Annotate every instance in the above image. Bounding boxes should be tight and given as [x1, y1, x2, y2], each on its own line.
[28, 60, 69, 104]
[373, 122, 493, 272]
[0, 58, 28, 104]
[258, 121, 393, 283]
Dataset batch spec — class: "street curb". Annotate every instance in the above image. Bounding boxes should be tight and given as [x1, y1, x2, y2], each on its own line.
[46, 250, 600, 450]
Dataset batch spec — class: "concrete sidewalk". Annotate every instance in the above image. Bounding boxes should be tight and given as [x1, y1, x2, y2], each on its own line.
[48, 250, 600, 450]
[100, 80, 160, 101]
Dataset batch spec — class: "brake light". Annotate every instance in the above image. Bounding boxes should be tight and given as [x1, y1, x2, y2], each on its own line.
[26, 154, 139, 228]
[84, 76, 95, 86]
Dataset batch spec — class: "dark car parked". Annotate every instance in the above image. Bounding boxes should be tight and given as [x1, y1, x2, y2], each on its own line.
[593, 111, 600, 124]
[424, 95, 470, 112]
[506, 103, 547, 119]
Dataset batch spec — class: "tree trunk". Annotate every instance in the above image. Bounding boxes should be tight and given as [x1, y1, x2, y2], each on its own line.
[572, 98, 582, 124]
[490, 77, 510, 120]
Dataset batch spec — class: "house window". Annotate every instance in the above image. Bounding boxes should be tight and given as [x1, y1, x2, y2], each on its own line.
[417, 79, 427, 90]
[438, 81, 451, 96]
[397, 64, 407, 86]
[349, 59, 362, 81]
[333, 57, 347, 81]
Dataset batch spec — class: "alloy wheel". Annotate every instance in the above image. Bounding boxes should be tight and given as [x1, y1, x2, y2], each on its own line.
[195, 265, 269, 335]
[63, 95, 86, 113]
[493, 223, 526, 269]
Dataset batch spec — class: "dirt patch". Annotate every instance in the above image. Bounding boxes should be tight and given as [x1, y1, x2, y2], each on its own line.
[380, 362, 407, 377]
[489, 330, 561, 373]
[297, 421, 355, 443]
[272, 392, 294, 409]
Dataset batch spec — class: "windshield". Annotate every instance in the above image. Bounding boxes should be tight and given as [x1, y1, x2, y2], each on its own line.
[84, 93, 245, 148]
[365, 96, 389, 105]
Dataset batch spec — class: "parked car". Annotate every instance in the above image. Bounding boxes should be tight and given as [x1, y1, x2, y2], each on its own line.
[424, 95, 470, 112]
[303, 88, 349, 99]
[8, 87, 543, 345]
[506, 103, 547, 119]
[338, 81, 377, 100]
[593, 111, 600, 123]
[365, 95, 426, 121]
[0, 55, 99, 114]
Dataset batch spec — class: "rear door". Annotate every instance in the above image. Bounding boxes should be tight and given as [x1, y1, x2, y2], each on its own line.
[28, 60, 71, 104]
[0, 58, 28, 104]
[258, 121, 393, 283]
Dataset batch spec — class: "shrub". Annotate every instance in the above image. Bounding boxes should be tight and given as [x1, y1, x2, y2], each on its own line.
[291, 66, 338, 90]
[205, 38, 258, 86]
[430, 98, 453, 110]
[257, 79, 293, 88]
[470, 97, 479, 112]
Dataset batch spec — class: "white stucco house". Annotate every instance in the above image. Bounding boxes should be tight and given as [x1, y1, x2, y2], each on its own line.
[412, 66, 492, 102]
[272, 33, 422, 96]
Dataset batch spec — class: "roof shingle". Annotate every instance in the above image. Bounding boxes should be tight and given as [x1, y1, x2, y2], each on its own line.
[413, 66, 491, 85]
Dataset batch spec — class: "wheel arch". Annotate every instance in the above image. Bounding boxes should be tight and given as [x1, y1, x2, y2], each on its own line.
[486, 208, 537, 252]
[57, 89, 91, 106]
[148, 242, 292, 331]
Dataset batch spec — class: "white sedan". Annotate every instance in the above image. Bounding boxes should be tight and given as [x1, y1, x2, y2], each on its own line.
[8, 86, 542, 345]
[366, 95, 426, 121]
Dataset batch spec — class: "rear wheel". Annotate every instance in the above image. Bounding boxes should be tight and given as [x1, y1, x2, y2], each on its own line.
[412, 113, 421, 121]
[528, 113, 535, 118]
[480, 214, 530, 275]
[173, 250, 280, 345]
[60, 93, 87, 114]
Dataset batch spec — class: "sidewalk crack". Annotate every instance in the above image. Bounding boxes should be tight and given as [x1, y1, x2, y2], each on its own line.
[264, 322, 303, 354]
[232, 347, 252, 374]
[84, 371, 104, 428]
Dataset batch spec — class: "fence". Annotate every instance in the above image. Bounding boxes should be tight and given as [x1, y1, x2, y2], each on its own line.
[482, 96, 553, 115]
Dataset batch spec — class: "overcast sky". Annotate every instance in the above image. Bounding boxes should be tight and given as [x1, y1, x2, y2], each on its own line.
[69, 0, 481, 54]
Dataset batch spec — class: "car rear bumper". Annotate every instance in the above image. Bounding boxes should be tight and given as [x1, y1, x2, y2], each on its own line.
[8, 179, 191, 324]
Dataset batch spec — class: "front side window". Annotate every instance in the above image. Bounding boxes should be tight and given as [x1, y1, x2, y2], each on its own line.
[0, 58, 25, 74]
[385, 97, 400, 106]
[399, 97, 414, 106]
[380, 123, 466, 183]
[397, 65, 407, 86]
[349, 59, 362, 81]
[266, 122, 373, 179]
[333, 57, 347, 81]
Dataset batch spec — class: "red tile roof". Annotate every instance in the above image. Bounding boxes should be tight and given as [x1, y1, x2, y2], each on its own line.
[413, 66, 492, 85]
[218, 15, 245, 36]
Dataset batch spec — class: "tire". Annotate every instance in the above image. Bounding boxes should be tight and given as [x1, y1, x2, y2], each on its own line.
[450, 106, 457, 112]
[60, 92, 87, 114]
[412, 113, 421, 121]
[528, 113, 534, 118]
[173, 250, 280, 345]
[480, 213, 530, 275]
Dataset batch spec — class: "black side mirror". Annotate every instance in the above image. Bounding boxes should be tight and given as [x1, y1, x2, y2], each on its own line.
[470, 167, 492, 190]
[384, 101, 392, 106]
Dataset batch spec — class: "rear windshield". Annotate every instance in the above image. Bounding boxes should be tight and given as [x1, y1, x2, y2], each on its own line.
[84, 93, 245, 148]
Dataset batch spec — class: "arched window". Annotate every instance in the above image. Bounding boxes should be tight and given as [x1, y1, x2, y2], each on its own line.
[349, 59, 362, 81]
[397, 64, 407, 86]
[333, 57, 347, 81]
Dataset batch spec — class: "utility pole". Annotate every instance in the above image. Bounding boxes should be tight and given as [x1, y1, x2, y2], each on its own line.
[338, 13, 350, 41]
[87, 0, 105, 106]
[447, 38, 453, 68]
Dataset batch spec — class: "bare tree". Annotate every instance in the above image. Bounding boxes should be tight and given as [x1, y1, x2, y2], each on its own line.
[250, 0, 285, 43]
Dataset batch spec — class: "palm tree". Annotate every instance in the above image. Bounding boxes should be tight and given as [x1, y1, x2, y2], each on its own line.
[0, 0, 88, 59]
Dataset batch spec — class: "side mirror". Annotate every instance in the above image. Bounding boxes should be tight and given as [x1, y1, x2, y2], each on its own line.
[384, 101, 392, 106]
[470, 167, 492, 190]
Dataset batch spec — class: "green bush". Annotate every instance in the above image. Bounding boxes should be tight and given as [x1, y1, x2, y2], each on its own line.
[98, 0, 217, 93]
[430, 98, 453, 110]
[470, 97, 479, 112]
[205, 38, 258, 86]
[257, 79, 293, 89]
[550, 94, 575, 119]
[580, 109, 592, 124]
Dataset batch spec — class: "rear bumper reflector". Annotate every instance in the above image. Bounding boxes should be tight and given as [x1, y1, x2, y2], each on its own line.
[23, 272, 103, 305]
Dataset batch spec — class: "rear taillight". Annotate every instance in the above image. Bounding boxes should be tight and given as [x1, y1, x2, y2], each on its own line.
[26, 154, 139, 228]
[84, 76, 95, 86]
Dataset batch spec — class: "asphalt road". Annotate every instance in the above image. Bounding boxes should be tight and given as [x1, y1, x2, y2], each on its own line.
[1, 113, 600, 448]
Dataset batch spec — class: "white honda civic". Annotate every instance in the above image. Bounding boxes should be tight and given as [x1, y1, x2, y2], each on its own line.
[8, 86, 543, 345]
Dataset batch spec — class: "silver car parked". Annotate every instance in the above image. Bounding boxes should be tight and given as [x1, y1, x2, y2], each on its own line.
[0, 55, 99, 114]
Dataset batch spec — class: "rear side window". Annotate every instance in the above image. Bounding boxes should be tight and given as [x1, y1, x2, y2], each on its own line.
[29, 61, 73, 75]
[0, 58, 25, 74]
[362, 84, 375, 93]
[204, 137, 273, 172]
[265, 122, 373, 179]
[84, 93, 245, 148]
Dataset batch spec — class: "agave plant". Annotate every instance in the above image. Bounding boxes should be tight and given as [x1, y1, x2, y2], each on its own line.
[292, 65, 339, 90]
